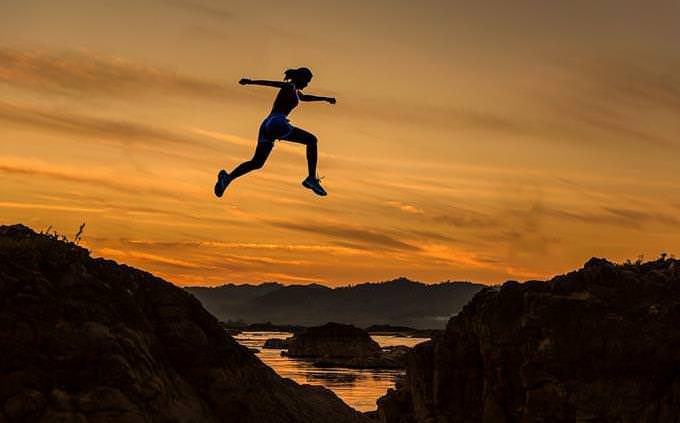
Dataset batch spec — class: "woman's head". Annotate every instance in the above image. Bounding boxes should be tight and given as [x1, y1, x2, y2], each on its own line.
[284, 67, 313, 89]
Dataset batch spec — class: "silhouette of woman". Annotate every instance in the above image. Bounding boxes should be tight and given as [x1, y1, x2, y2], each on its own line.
[214, 67, 336, 197]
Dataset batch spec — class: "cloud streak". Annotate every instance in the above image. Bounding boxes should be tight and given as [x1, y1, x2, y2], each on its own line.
[0, 201, 103, 214]
[0, 102, 206, 148]
[268, 219, 422, 252]
[541, 57, 680, 148]
[0, 102, 252, 171]
[162, 0, 234, 21]
[0, 47, 242, 100]
[520, 203, 680, 230]
[433, 207, 498, 228]
[348, 56, 680, 149]
[122, 239, 366, 256]
[0, 161, 192, 202]
[386, 200, 424, 215]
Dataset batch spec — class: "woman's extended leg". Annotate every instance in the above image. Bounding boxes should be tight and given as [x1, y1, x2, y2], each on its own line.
[280, 127, 317, 179]
[214, 142, 273, 197]
[229, 141, 274, 179]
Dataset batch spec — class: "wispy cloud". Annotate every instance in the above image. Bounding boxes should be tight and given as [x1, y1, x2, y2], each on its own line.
[341, 98, 532, 136]
[91, 239, 329, 285]
[191, 128, 253, 147]
[97, 247, 205, 269]
[268, 219, 422, 252]
[0, 102, 208, 149]
[603, 206, 680, 227]
[0, 160, 193, 202]
[348, 56, 680, 148]
[123, 239, 366, 256]
[578, 58, 680, 112]
[0, 47, 242, 100]
[415, 243, 502, 270]
[162, 0, 234, 21]
[550, 97, 672, 147]
[0, 201, 103, 213]
[542, 57, 680, 148]
[386, 200, 424, 214]
[538, 204, 680, 229]
[403, 229, 458, 243]
[433, 207, 498, 228]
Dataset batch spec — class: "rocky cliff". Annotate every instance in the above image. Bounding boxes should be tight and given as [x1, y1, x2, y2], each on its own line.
[0, 225, 368, 423]
[378, 257, 680, 423]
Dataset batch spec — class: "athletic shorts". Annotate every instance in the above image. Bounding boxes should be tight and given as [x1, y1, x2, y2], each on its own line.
[258, 112, 295, 143]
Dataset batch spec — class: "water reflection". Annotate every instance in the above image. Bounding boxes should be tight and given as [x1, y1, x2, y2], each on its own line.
[234, 331, 428, 412]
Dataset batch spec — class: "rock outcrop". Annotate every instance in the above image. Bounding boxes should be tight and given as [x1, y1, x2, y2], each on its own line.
[0, 225, 368, 423]
[263, 338, 290, 349]
[285, 323, 411, 369]
[378, 257, 680, 423]
[286, 323, 382, 359]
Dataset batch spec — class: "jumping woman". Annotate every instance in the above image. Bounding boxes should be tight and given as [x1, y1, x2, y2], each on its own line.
[214, 67, 336, 197]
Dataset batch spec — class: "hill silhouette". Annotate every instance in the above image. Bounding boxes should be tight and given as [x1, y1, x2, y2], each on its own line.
[187, 278, 485, 329]
[378, 257, 680, 422]
[0, 224, 367, 423]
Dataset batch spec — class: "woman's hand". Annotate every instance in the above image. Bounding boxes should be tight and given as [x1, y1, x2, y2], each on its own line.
[327, 97, 336, 104]
[239, 78, 251, 85]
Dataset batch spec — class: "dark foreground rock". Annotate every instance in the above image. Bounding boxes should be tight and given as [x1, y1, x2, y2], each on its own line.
[378, 257, 680, 423]
[287, 323, 382, 358]
[0, 225, 368, 423]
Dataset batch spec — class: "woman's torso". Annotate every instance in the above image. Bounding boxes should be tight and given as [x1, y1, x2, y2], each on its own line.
[270, 84, 299, 116]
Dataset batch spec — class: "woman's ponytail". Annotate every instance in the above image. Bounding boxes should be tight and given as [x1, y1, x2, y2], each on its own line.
[283, 67, 313, 84]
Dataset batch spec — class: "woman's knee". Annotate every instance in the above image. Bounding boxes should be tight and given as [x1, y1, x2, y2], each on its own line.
[250, 159, 265, 170]
[307, 134, 318, 145]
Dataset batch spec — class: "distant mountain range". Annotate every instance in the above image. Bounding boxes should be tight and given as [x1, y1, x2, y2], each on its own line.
[185, 278, 486, 329]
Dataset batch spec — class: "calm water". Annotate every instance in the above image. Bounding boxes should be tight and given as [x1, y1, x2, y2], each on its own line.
[234, 331, 429, 412]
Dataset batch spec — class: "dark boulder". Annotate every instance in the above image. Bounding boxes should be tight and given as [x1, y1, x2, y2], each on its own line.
[286, 323, 414, 369]
[0, 224, 368, 423]
[286, 323, 382, 359]
[378, 256, 680, 423]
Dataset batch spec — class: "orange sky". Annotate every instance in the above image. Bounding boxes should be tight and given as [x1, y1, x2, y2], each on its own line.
[1, 0, 679, 286]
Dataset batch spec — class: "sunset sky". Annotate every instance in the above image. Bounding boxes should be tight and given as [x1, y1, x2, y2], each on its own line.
[1, 0, 679, 286]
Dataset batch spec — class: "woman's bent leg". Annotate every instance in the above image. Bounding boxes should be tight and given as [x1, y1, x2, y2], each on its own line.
[229, 142, 274, 180]
[280, 127, 317, 178]
[280, 127, 326, 196]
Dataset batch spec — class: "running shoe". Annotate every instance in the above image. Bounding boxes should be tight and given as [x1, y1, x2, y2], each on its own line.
[302, 176, 327, 196]
[214, 170, 231, 197]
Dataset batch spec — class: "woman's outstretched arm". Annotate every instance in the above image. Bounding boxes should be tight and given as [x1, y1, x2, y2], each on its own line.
[239, 78, 292, 88]
[299, 93, 336, 104]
